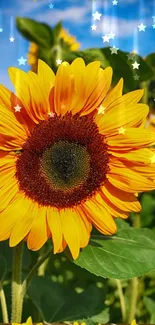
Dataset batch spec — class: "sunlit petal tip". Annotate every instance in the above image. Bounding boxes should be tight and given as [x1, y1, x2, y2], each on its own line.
[130, 320, 137, 325]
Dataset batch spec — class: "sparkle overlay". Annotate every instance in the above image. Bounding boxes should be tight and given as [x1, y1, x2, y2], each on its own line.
[17, 56, 27, 66]
[132, 61, 140, 69]
[92, 11, 102, 20]
[138, 23, 146, 32]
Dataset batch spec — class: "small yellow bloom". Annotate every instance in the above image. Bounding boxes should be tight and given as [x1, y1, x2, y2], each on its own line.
[12, 316, 43, 325]
[130, 320, 137, 325]
[73, 322, 86, 325]
[59, 27, 80, 51]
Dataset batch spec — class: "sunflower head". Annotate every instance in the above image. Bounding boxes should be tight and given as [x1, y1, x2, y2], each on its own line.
[0, 58, 155, 259]
[59, 27, 80, 51]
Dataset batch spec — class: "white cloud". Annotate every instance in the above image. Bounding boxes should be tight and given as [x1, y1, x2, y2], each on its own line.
[94, 16, 152, 38]
[36, 5, 90, 25]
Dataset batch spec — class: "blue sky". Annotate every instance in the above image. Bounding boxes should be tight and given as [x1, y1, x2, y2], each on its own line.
[0, 0, 155, 90]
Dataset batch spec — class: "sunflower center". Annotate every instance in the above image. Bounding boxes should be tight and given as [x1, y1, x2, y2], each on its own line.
[40, 141, 90, 191]
[16, 113, 109, 208]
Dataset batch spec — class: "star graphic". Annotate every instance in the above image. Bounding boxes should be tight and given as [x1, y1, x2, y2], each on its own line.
[108, 32, 116, 39]
[112, 0, 118, 5]
[138, 23, 146, 32]
[152, 23, 155, 29]
[0, 28, 3, 32]
[49, 3, 54, 9]
[92, 11, 102, 21]
[14, 104, 21, 112]
[9, 37, 15, 42]
[150, 154, 155, 164]
[17, 56, 27, 66]
[91, 24, 97, 31]
[134, 74, 140, 80]
[132, 61, 140, 69]
[118, 127, 126, 134]
[102, 34, 110, 43]
[97, 105, 106, 115]
[48, 112, 55, 118]
[110, 45, 119, 54]
[56, 58, 62, 65]
[127, 53, 136, 60]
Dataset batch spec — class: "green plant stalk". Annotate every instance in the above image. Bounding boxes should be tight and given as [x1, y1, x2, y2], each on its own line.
[11, 242, 24, 323]
[37, 247, 50, 276]
[116, 279, 126, 322]
[22, 249, 52, 294]
[128, 277, 139, 323]
[140, 81, 149, 104]
[0, 286, 9, 323]
[128, 214, 140, 323]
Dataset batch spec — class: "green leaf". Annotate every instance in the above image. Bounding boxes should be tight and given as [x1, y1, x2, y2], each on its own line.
[146, 53, 155, 70]
[0, 254, 7, 282]
[74, 228, 155, 280]
[16, 17, 54, 47]
[130, 53, 154, 81]
[28, 276, 106, 322]
[143, 296, 155, 314]
[115, 219, 131, 230]
[53, 21, 63, 39]
[150, 311, 155, 324]
[87, 308, 109, 324]
[140, 194, 155, 227]
[0, 241, 31, 271]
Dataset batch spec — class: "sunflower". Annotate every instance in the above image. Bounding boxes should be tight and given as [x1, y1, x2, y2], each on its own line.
[0, 58, 155, 259]
[59, 27, 80, 51]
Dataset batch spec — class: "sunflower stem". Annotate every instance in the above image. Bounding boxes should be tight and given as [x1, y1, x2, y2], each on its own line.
[11, 242, 24, 323]
[128, 277, 139, 323]
[128, 214, 140, 323]
[38, 247, 50, 276]
[116, 279, 126, 322]
[0, 286, 9, 323]
[141, 81, 149, 104]
[22, 249, 52, 294]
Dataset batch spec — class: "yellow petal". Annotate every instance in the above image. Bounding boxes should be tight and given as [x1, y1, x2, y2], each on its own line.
[47, 208, 63, 254]
[60, 209, 81, 259]
[82, 193, 117, 235]
[54, 62, 74, 115]
[0, 179, 18, 212]
[102, 78, 124, 108]
[107, 128, 155, 149]
[80, 66, 113, 116]
[27, 206, 48, 250]
[108, 167, 155, 192]
[0, 193, 29, 241]
[102, 181, 141, 212]
[96, 103, 148, 135]
[109, 148, 154, 165]
[9, 196, 35, 247]
[37, 59, 55, 97]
